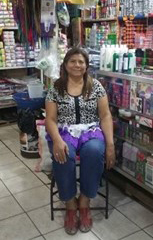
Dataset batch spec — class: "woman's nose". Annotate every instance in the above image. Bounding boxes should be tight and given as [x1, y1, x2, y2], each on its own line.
[75, 61, 80, 67]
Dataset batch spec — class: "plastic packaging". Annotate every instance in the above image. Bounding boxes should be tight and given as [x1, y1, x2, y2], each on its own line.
[28, 83, 44, 98]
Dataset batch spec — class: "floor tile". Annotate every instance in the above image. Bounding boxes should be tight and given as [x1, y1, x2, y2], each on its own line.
[0, 195, 23, 220]
[99, 182, 133, 208]
[121, 230, 153, 240]
[0, 181, 10, 198]
[0, 141, 9, 154]
[31, 237, 45, 240]
[11, 124, 19, 131]
[6, 144, 21, 156]
[0, 161, 30, 180]
[46, 200, 65, 226]
[92, 209, 139, 240]
[28, 205, 62, 234]
[44, 228, 99, 240]
[117, 201, 153, 228]
[0, 152, 19, 166]
[144, 225, 153, 238]
[0, 213, 39, 240]
[14, 185, 50, 211]
[35, 172, 51, 185]
[90, 193, 113, 210]
[21, 158, 39, 170]
[4, 172, 44, 194]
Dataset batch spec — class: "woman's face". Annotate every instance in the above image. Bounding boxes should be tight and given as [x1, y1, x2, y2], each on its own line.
[65, 54, 87, 78]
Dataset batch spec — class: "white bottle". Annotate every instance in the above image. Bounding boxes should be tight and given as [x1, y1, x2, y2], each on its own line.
[104, 45, 113, 71]
[100, 45, 106, 70]
[89, 23, 97, 47]
[118, 45, 124, 73]
[129, 49, 136, 74]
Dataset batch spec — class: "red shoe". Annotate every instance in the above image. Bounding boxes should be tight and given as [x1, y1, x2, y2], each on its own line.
[79, 208, 93, 233]
[64, 209, 79, 235]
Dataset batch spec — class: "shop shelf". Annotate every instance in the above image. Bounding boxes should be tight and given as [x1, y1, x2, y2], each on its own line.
[114, 134, 153, 155]
[114, 166, 153, 194]
[0, 66, 35, 70]
[82, 17, 116, 23]
[109, 102, 153, 120]
[97, 70, 153, 84]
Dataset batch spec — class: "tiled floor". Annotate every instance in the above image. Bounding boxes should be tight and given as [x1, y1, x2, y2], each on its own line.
[0, 124, 153, 240]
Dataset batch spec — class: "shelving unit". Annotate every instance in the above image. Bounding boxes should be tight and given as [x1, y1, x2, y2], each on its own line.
[97, 70, 153, 196]
[114, 166, 153, 194]
[97, 70, 153, 84]
[0, 66, 35, 70]
[82, 17, 116, 23]
[114, 134, 153, 155]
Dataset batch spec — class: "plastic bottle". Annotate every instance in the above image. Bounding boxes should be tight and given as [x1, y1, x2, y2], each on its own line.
[128, 49, 136, 74]
[104, 45, 114, 71]
[123, 48, 129, 73]
[100, 45, 106, 70]
[113, 45, 119, 72]
[89, 23, 97, 47]
[118, 45, 124, 73]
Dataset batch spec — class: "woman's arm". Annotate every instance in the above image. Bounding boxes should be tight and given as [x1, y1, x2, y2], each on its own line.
[98, 95, 115, 169]
[45, 101, 69, 163]
[45, 101, 61, 142]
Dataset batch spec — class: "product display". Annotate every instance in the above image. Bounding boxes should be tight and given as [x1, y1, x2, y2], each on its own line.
[99, 72, 153, 192]
[0, 0, 17, 28]
[81, 0, 117, 20]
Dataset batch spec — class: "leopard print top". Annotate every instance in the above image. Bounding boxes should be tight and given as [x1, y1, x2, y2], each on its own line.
[46, 79, 106, 125]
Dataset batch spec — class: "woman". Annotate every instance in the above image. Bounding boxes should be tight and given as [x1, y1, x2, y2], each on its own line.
[45, 47, 115, 235]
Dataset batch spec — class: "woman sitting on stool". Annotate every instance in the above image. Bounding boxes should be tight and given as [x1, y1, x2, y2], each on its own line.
[45, 47, 115, 235]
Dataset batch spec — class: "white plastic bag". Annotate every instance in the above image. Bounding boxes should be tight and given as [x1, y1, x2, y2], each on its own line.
[35, 120, 52, 172]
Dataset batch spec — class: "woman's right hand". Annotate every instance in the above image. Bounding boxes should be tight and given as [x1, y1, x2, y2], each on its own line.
[53, 139, 69, 164]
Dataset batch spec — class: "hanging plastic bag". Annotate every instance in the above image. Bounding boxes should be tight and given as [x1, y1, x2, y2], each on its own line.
[35, 120, 52, 172]
[57, 0, 84, 4]
[56, 3, 70, 27]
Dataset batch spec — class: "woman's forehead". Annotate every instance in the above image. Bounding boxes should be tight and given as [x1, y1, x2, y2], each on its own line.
[68, 54, 85, 60]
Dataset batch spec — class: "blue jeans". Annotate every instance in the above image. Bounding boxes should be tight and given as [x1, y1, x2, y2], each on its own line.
[48, 139, 105, 201]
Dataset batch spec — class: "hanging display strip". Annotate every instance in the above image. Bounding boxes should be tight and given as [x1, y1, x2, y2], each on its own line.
[57, 0, 84, 4]
[119, 0, 153, 18]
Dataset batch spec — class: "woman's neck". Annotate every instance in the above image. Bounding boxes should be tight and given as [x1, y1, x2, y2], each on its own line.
[68, 76, 84, 86]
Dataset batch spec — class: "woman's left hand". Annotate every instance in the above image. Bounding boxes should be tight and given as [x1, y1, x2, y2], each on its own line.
[106, 144, 116, 170]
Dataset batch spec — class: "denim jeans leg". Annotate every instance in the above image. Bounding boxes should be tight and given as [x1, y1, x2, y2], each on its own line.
[48, 141, 77, 201]
[79, 139, 105, 198]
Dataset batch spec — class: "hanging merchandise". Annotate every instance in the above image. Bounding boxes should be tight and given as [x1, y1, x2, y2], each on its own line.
[56, 2, 70, 27]
[57, 0, 84, 4]
[12, 0, 41, 45]
[36, 26, 68, 80]
[41, 0, 56, 38]
[78, 0, 97, 10]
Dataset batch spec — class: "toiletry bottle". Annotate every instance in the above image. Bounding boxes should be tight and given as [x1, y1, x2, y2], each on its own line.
[128, 120, 133, 139]
[123, 48, 129, 73]
[118, 45, 124, 73]
[100, 45, 106, 70]
[113, 45, 119, 72]
[89, 23, 97, 47]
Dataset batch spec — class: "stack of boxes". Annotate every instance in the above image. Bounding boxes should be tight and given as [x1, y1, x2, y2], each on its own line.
[3, 31, 16, 68]
[2, 31, 40, 68]
[122, 142, 153, 188]
[0, 41, 5, 67]
[0, 0, 17, 28]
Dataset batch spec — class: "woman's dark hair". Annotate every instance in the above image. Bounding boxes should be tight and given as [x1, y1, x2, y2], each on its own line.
[54, 47, 93, 98]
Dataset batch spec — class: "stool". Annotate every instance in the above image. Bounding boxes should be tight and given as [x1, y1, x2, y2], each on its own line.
[50, 162, 109, 221]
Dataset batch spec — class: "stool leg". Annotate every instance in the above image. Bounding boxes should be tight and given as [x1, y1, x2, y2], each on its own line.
[105, 172, 109, 219]
[50, 177, 55, 221]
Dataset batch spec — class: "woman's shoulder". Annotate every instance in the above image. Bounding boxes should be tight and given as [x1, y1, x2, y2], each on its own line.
[92, 78, 104, 88]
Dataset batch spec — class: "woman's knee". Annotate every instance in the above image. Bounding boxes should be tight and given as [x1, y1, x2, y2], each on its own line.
[80, 139, 105, 156]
